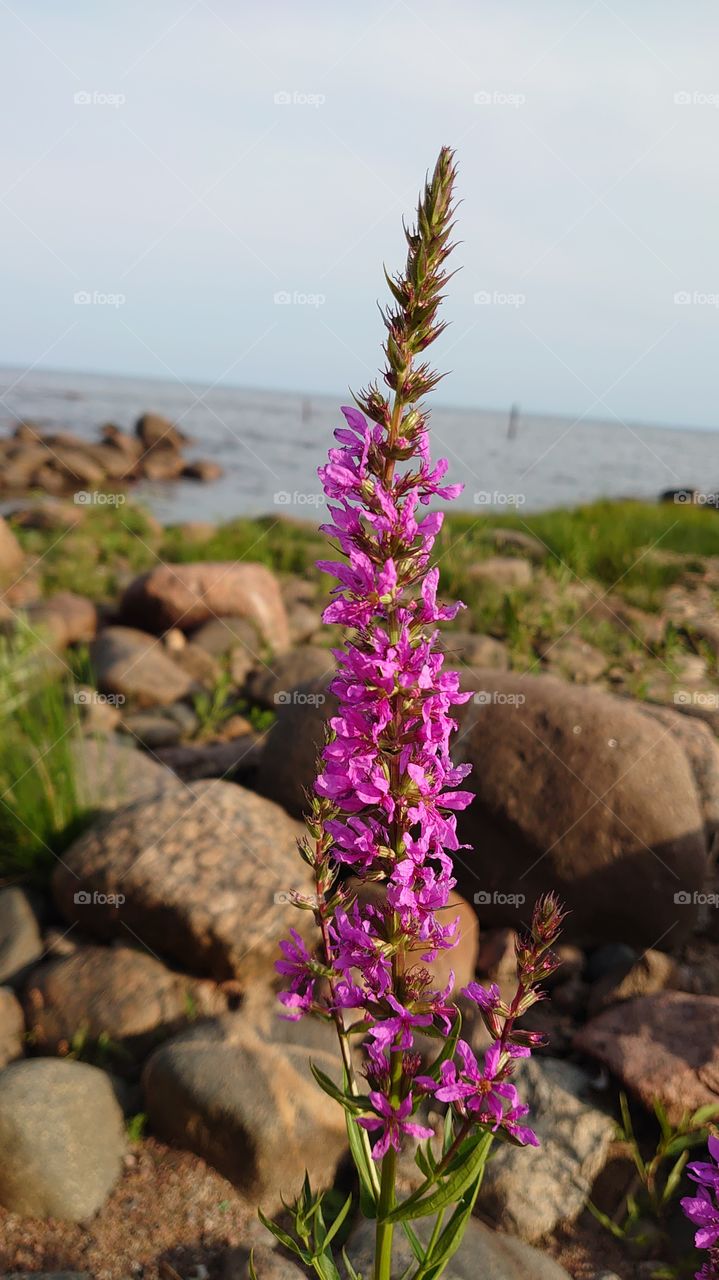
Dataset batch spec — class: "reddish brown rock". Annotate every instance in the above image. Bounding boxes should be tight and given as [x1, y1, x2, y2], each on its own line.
[575, 992, 719, 1123]
[120, 562, 290, 651]
[182, 459, 223, 482]
[135, 411, 184, 452]
[25, 591, 97, 648]
[23, 944, 226, 1066]
[0, 517, 23, 577]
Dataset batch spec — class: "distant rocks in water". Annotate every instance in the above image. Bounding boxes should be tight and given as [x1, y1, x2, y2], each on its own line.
[0, 411, 222, 499]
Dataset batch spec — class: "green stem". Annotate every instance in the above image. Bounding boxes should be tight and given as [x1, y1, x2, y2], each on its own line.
[375, 1048, 404, 1280]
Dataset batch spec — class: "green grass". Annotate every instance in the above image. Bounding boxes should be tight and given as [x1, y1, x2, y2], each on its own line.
[0, 625, 92, 884]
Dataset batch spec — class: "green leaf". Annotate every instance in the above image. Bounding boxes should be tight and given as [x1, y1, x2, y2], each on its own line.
[346, 1110, 379, 1214]
[321, 1192, 354, 1252]
[410, 1175, 485, 1280]
[258, 1209, 311, 1263]
[384, 1132, 493, 1224]
[401, 1219, 425, 1263]
[690, 1103, 719, 1127]
[311, 1252, 342, 1280]
[415, 1142, 436, 1180]
[248, 1248, 259, 1280]
[653, 1097, 672, 1143]
[341, 1246, 363, 1280]
[586, 1200, 627, 1242]
[310, 1062, 369, 1115]
[661, 1150, 689, 1205]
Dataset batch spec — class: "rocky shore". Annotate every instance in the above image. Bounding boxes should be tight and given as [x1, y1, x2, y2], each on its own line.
[0, 489, 718, 1279]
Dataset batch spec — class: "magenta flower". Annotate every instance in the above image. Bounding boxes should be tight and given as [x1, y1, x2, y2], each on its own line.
[435, 1039, 536, 1146]
[683, 1135, 719, 1276]
[358, 1091, 434, 1161]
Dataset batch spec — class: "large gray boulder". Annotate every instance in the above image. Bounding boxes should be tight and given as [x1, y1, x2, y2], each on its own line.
[142, 1013, 347, 1211]
[476, 1057, 615, 1241]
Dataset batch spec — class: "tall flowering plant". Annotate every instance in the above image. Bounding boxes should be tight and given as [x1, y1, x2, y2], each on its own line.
[256, 147, 563, 1280]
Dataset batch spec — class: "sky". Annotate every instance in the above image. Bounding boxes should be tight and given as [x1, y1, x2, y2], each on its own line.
[2, 1, 719, 428]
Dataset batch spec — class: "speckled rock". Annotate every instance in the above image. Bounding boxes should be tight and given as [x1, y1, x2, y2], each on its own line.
[71, 736, 185, 813]
[0, 887, 43, 985]
[52, 781, 310, 981]
[91, 625, 194, 708]
[576, 992, 719, 1124]
[476, 1058, 615, 1241]
[452, 672, 708, 946]
[120, 562, 290, 652]
[468, 557, 533, 590]
[23, 944, 227, 1067]
[142, 1014, 347, 1210]
[25, 591, 97, 648]
[0, 1058, 125, 1219]
[255, 676, 336, 816]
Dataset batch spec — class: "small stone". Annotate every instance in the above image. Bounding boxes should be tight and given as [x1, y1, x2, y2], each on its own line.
[586, 943, 638, 983]
[0, 986, 25, 1066]
[0, 1057, 125, 1219]
[468, 556, 533, 591]
[91, 625, 195, 708]
[119, 713, 183, 749]
[245, 646, 335, 709]
[588, 949, 679, 1016]
[0, 887, 43, 986]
